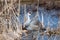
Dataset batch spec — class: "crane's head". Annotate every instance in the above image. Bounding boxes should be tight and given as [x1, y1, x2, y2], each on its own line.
[27, 9, 32, 15]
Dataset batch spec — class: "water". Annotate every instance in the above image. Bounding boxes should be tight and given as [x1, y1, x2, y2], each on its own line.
[20, 5, 60, 40]
[20, 6, 59, 28]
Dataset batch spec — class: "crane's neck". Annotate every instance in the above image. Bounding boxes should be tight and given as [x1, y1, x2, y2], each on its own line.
[27, 12, 31, 21]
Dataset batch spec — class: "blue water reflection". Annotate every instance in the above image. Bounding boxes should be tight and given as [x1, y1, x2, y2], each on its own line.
[20, 6, 59, 28]
[20, 5, 60, 40]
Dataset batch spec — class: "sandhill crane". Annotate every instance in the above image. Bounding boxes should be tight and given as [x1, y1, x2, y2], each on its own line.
[24, 11, 31, 28]
[23, 2, 47, 40]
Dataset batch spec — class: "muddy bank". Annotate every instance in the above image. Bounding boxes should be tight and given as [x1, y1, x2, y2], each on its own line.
[21, 0, 60, 10]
